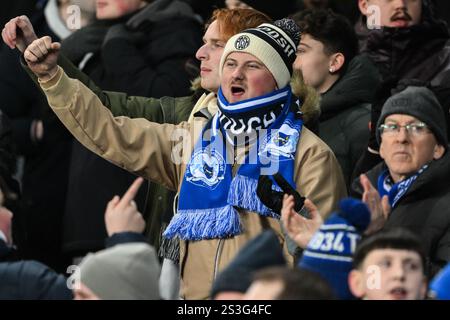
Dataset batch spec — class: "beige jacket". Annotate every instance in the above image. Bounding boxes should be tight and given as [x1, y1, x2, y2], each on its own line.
[40, 67, 346, 299]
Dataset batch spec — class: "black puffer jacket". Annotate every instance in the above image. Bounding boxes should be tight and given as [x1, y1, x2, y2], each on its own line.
[319, 55, 380, 189]
[351, 152, 450, 275]
[356, 15, 450, 86]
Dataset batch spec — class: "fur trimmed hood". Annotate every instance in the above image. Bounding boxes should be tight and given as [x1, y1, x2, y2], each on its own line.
[291, 71, 321, 126]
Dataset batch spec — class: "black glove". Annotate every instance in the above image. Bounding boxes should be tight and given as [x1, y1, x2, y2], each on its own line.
[257, 175, 284, 214]
[256, 173, 307, 217]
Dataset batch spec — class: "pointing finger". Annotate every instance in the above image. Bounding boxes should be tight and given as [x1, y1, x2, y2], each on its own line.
[119, 177, 144, 207]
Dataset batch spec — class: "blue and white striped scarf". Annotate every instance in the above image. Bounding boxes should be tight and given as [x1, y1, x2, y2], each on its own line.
[163, 86, 303, 240]
[377, 164, 429, 208]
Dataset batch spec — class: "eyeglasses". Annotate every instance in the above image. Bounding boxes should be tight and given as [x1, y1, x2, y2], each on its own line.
[378, 122, 430, 137]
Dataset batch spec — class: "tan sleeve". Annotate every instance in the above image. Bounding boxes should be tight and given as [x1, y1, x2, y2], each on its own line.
[39, 67, 186, 191]
[294, 128, 347, 218]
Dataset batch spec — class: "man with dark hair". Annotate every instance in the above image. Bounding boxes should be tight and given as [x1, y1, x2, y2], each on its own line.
[244, 266, 335, 300]
[294, 9, 359, 74]
[349, 228, 427, 300]
[293, 9, 380, 187]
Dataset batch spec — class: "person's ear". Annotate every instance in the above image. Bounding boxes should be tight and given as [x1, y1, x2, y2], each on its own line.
[358, 0, 370, 16]
[348, 270, 366, 298]
[329, 53, 345, 74]
[433, 144, 445, 160]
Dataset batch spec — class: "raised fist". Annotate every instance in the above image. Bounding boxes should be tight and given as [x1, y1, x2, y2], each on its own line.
[24, 36, 60, 81]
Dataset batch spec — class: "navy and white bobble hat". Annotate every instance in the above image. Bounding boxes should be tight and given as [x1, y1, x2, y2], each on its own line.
[220, 18, 301, 89]
[299, 198, 371, 300]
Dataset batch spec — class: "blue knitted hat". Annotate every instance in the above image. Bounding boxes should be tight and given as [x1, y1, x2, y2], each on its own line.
[298, 198, 371, 300]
